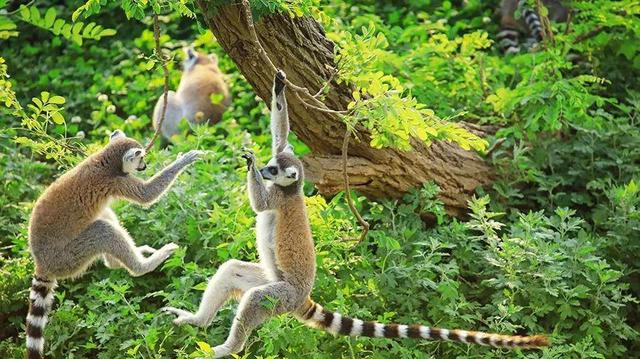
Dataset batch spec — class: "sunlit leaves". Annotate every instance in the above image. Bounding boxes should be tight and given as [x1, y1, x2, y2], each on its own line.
[336, 23, 488, 152]
[18, 5, 116, 45]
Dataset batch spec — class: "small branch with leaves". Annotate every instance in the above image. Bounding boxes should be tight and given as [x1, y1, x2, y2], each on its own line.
[144, 13, 170, 152]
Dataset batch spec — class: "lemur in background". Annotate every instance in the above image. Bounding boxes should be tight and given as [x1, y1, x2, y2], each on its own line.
[25, 130, 202, 359]
[152, 47, 231, 141]
[497, 0, 569, 54]
[162, 70, 550, 358]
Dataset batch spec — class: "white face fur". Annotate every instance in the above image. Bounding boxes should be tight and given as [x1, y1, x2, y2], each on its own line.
[109, 130, 146, 174]
[260, 157, 299, 187]
[122, 147, 146, 174]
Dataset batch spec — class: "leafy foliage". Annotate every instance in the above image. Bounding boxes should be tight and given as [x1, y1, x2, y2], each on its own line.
[17, 5, 116, 45]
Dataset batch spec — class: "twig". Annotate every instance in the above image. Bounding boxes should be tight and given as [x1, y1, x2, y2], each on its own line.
[342, 129, 369, 243]
[295, 92, 348, 115]
[145, 14, 170, 152]
[573, 26, 605, 44]
[485, 137, 507, 157]
[313, 70, 338, 98]
[564, 9, 573, 36]
[535, 0, 554, 45]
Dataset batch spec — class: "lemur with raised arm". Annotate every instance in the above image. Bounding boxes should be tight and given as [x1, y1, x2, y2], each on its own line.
[162, 71, 549, 358]
[25, 130, 202, 359]
[497, 0, 569, 54]
[152, 46, 231, 141]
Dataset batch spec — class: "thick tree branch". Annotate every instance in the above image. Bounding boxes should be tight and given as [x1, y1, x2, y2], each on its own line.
[197, 0, 495, 215]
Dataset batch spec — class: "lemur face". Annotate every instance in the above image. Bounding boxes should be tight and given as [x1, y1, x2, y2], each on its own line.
[109, 130, 146, 174]
[122, 147, 146, 174]
[260, 153, 300, 187]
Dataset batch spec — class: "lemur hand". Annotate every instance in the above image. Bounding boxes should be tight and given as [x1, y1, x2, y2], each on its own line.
[176, 150, 204, 166]
[274, 69, 286, 96]
[241, 148, 256, 171]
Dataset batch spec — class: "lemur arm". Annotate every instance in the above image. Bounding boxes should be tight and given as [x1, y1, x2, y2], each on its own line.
[271, 70, 290, 155]
[243, 152, 276, 212]
[117, 150, 201, 205]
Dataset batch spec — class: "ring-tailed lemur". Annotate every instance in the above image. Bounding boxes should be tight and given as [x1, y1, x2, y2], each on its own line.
[152, 47, 231, 141]
[25, 130, 202, 359]
[162, 71, 549, 357]
[497, 0, 568, 54]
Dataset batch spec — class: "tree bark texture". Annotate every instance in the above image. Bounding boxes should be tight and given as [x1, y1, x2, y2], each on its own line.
[197, 0, 495, 215]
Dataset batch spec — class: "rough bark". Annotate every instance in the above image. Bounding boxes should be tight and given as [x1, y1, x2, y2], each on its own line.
[197, 0, 495, 215]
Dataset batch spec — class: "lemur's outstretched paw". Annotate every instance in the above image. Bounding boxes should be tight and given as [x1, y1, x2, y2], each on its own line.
[241, 148, 256, 171]
[274, 69, 286, 96]
[177, 150, 204, 166]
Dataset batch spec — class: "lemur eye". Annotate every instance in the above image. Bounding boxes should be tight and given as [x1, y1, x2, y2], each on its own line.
[268, 167, 278, 175]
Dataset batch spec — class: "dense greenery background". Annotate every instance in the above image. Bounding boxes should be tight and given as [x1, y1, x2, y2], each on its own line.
[1, 0, 639, 358]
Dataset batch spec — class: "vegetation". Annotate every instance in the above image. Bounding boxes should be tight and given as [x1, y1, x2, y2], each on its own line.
[1, 0, 639, 358]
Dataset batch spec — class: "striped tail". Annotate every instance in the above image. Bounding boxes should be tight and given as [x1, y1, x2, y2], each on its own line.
[497, 27, 522, 54]
[296, 299, 549, 349]
[25, 276, 57, 359]
[518, 0, 543, 42]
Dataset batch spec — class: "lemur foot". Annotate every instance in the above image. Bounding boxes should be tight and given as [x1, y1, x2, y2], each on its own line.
[241, 148, 256, 171]
[211, 343, 233, 358]
[161, 307, 207, 327]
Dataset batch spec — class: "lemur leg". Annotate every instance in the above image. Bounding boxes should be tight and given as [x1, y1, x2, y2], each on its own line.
[98, 209, 158, 269]
[162, 260, 268, 328]
[53, 219, 178, 279]
[211, 281, 302, 358]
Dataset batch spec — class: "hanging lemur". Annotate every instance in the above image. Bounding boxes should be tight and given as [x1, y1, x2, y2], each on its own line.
[25, 131, 202, 359]
[152, 47, 231, 141]
[497, 0, 569, 54]
[161, 70, 550, 358]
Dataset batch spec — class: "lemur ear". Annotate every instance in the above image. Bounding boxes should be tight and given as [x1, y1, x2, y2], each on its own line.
[183, 46, 196, 59]
[110, 130, 126, 141]
[284, 166, 298, 180]
[208, 53, 218, 66]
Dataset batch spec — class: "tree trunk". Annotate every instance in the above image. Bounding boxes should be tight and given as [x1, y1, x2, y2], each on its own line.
[197, 0, 495, 216]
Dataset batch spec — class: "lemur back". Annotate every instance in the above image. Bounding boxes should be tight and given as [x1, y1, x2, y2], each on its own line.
[162, 71, 550, 358]
[152, 47, 231, 140]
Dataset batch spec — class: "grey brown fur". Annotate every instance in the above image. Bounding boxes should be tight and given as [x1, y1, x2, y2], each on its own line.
[25, 130, 202, 359]
[152, 47, 231, 140]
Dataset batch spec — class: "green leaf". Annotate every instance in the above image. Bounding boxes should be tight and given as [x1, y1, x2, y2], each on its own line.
[50, 111, 64, 124]
[72, 22, 83, 35]
[44, 7, 57, 28]
[196, 341, 213, 354]
[49, 96, 65, 105]
[98, 28, 116, 37]
[82, 22, 96, 37]
[19, 5, 30, 21]
[40, 91, 50, 102]
[30, 6, 41, 25]
[52, 19, 65, 35]
[61, 23, 72, 38]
